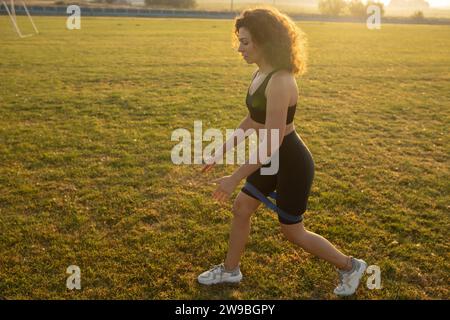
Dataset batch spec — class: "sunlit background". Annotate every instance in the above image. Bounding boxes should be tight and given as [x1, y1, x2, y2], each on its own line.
[0, 0, 449, 302]
[375, 0, 449, 7]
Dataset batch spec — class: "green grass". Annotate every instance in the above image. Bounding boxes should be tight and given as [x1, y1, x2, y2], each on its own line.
[0, 16, 449, 299]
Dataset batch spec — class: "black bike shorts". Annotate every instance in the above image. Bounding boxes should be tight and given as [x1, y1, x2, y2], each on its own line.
[241, 130, 315, 225]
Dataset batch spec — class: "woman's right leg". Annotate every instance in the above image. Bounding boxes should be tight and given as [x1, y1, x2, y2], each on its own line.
[223, 191, 261, 271]
[197, 191, 261, 285]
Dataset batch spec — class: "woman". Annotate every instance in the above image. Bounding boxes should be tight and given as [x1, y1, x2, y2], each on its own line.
[198, 7, 367, 297]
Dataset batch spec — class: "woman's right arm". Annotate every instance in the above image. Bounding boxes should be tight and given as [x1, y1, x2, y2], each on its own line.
[221, 114, 254, 155]
[202, 114, 255, 171]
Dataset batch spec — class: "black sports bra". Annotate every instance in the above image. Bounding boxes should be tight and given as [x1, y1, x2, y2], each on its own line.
[246, 69, 297, 125]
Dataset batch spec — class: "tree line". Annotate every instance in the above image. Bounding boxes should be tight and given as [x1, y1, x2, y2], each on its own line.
[318, 0, 385, 17]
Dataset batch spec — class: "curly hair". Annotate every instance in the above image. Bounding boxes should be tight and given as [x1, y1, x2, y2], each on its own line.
[233, 7, 307, 77]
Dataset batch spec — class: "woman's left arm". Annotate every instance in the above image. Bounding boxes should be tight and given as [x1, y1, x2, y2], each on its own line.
[212, 73, 290, 202]
[230, 72, 289, 182]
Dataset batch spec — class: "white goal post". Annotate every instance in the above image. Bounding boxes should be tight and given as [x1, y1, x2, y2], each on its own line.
[1, 0, 39, 38]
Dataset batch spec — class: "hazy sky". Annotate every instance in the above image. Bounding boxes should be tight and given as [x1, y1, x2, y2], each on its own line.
[318, 0, 450, 8]
[198, 1, 450, 8]
[379, 0, 450, 7]
[196, 0, 450, 8]
[428, 0, 450, 7]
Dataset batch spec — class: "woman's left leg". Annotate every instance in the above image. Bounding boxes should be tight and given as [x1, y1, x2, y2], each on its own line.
[280, 222, 352, 271]
[280, 221, 367, 296]
[275, 133, 366, 295]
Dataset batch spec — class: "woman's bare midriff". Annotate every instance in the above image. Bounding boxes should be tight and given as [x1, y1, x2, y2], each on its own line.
[249, 118, 296, 137]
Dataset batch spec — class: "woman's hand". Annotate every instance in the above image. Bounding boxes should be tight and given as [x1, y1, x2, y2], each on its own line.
[201, 156, 216, 173]
[212, 175, 240, 203]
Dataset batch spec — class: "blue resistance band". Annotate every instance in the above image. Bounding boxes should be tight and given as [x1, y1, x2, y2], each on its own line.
[243, 182, 303, 223]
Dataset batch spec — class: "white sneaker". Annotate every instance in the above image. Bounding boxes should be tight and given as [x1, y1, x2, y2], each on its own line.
[198, 263, 243, 285]
[334, 258, 367, 296]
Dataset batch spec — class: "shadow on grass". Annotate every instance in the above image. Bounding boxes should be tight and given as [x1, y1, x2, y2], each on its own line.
[193, 283, 244, 300]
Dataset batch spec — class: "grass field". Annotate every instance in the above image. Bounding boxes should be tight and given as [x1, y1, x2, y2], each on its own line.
[0, 16, 449, 299]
